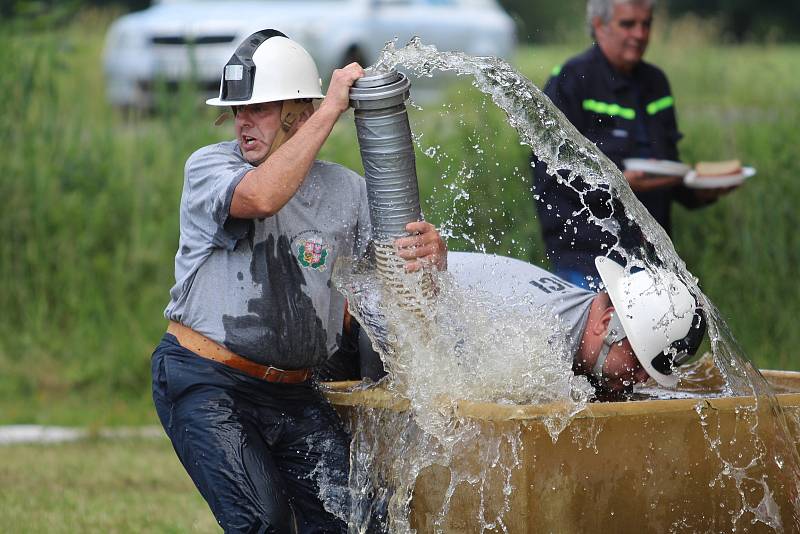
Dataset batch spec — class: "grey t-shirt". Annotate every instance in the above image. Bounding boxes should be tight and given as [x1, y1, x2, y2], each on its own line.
[165, 141, 370, 369]
[447, 252, 596, 358]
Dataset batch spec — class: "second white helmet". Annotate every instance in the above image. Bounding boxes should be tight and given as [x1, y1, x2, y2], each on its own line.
[595, 257, 706, 388]
[207, 29, 324, 107]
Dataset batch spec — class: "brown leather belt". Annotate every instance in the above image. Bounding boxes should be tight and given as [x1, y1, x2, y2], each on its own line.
[167, 321, 312, 384]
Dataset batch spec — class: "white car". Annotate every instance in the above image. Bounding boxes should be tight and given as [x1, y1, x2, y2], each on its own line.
[103, 0, 516, 108]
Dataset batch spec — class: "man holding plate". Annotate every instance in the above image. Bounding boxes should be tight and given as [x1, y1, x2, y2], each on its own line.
[532, 0, 738, 289]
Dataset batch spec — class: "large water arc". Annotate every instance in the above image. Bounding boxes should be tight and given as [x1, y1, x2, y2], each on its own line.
[327, 39, 800, 532]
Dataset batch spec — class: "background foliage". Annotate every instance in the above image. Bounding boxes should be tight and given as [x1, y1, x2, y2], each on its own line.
[0, 9, 798, 426]
[4, 0, 800, 42]
[501, 0, 800, 42]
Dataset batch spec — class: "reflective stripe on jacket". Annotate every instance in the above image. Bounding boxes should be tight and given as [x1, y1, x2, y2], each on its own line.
[533, 45, 702, 274]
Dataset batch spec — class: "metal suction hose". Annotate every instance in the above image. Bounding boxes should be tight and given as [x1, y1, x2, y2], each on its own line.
[349, 68, 421, 241]
[350, 69, 433, 308]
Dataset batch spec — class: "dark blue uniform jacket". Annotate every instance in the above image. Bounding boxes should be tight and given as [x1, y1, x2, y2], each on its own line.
[533, 45, 705, 274]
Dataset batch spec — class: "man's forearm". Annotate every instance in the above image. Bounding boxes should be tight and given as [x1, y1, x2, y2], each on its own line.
[231, 63, 364, 219]
[231, 105, 341, 219]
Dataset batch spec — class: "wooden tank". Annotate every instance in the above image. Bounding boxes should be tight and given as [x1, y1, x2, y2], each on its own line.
[324, 370, 800, 533]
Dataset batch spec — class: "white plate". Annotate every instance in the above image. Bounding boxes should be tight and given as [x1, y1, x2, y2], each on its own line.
[623, 158, 691, 177]
[684, 166, 756, 189]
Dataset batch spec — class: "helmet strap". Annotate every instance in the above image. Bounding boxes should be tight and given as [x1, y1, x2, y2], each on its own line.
[265, 99, 313, 158]
[592, 335, 613, 382]
[214, 112, 232, 126]
[592, 311, 627, 383]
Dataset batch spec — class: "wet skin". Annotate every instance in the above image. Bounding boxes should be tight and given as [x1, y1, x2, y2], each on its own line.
[593, 2, 653, 74]
[234, 102, 286, 166]
[575, 294, 652, 396]
[599, 339, 651, 394]
[394, 220, 448, 272]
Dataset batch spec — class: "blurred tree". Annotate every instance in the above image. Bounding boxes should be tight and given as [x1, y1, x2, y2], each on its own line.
[498, 0, 585, 43]
[1, 0, 149, 23]
[666, 0, 800, 41]
[3, 1, 798, 42]
[497, 0, 800, 43]
[1, 1, 82, 30]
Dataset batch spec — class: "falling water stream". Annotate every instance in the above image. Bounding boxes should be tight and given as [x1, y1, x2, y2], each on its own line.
[325, 39, 800, 532]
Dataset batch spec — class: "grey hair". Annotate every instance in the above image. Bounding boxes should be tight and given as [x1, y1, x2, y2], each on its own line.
[587, 0, 656, 37]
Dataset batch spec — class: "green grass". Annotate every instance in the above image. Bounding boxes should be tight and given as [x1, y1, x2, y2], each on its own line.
[0, 11, 798, 427]
[0, 438, 217, 532]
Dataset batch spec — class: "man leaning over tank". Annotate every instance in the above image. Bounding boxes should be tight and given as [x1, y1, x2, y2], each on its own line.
[150, 30, 446, 533]
[447, 252, 705, 395]
[327, 251, 705, 398]
[532, 0, 736, 289]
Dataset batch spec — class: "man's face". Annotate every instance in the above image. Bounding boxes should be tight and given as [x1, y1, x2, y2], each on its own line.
[593, 2, 652, 73]
[233, 101, 282, 165]
[599, 339, 651, 393]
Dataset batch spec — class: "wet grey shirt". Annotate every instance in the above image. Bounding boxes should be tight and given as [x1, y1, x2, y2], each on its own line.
[447, 252, 596, 358]
[164, 141, 370, 369]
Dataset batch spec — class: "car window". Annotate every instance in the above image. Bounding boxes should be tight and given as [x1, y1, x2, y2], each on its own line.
[454, 0, 495, 6]
[194, 0, 346, 2]
[201, 0, 346, 2]
[409, 0, 495, 6]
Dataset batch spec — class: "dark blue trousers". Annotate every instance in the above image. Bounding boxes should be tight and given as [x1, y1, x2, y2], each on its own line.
[152, 334, 350, 533]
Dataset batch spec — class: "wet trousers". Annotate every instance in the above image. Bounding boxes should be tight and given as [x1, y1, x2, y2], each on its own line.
[152, 334, 350, 533]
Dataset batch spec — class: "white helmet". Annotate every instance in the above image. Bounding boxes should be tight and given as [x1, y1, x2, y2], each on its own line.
[595, 257, 706, 388]
[207, 29, 324, 106]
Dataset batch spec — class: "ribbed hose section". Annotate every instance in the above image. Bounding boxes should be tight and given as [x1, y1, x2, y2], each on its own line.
[355, 104, 422, 240]
[350, 69, 434, 314]
[373, 241, 435, 315]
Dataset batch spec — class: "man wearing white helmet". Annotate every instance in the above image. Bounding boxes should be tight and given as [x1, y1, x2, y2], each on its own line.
[150, 29, 446, 532]
[450, 252, 706, 393]
[344, 252, 705, 395]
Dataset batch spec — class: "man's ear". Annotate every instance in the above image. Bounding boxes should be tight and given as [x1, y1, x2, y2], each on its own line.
[290, 102, 315, 134]
[591, 16, 606, 39]
[593, 305, 615, 336]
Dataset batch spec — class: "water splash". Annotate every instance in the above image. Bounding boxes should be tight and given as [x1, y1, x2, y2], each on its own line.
[331, 38, 800, 532]
[333, 250, 592, 532]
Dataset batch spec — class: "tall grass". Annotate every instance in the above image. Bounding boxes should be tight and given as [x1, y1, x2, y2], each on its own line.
[0, 11, 798, 424]
[649, 42, 800, 371]
[0, 11, 224, 423]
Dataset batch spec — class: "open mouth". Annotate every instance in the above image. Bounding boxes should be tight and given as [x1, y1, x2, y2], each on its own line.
[242, 135, 258, 148]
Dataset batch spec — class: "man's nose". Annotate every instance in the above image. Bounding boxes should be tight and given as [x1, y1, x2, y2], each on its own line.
[632, 23, 649, 40]
[235, 109, 252, 127]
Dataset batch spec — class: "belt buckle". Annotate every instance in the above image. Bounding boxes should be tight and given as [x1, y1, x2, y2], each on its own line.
[263, 365, 286, 382]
